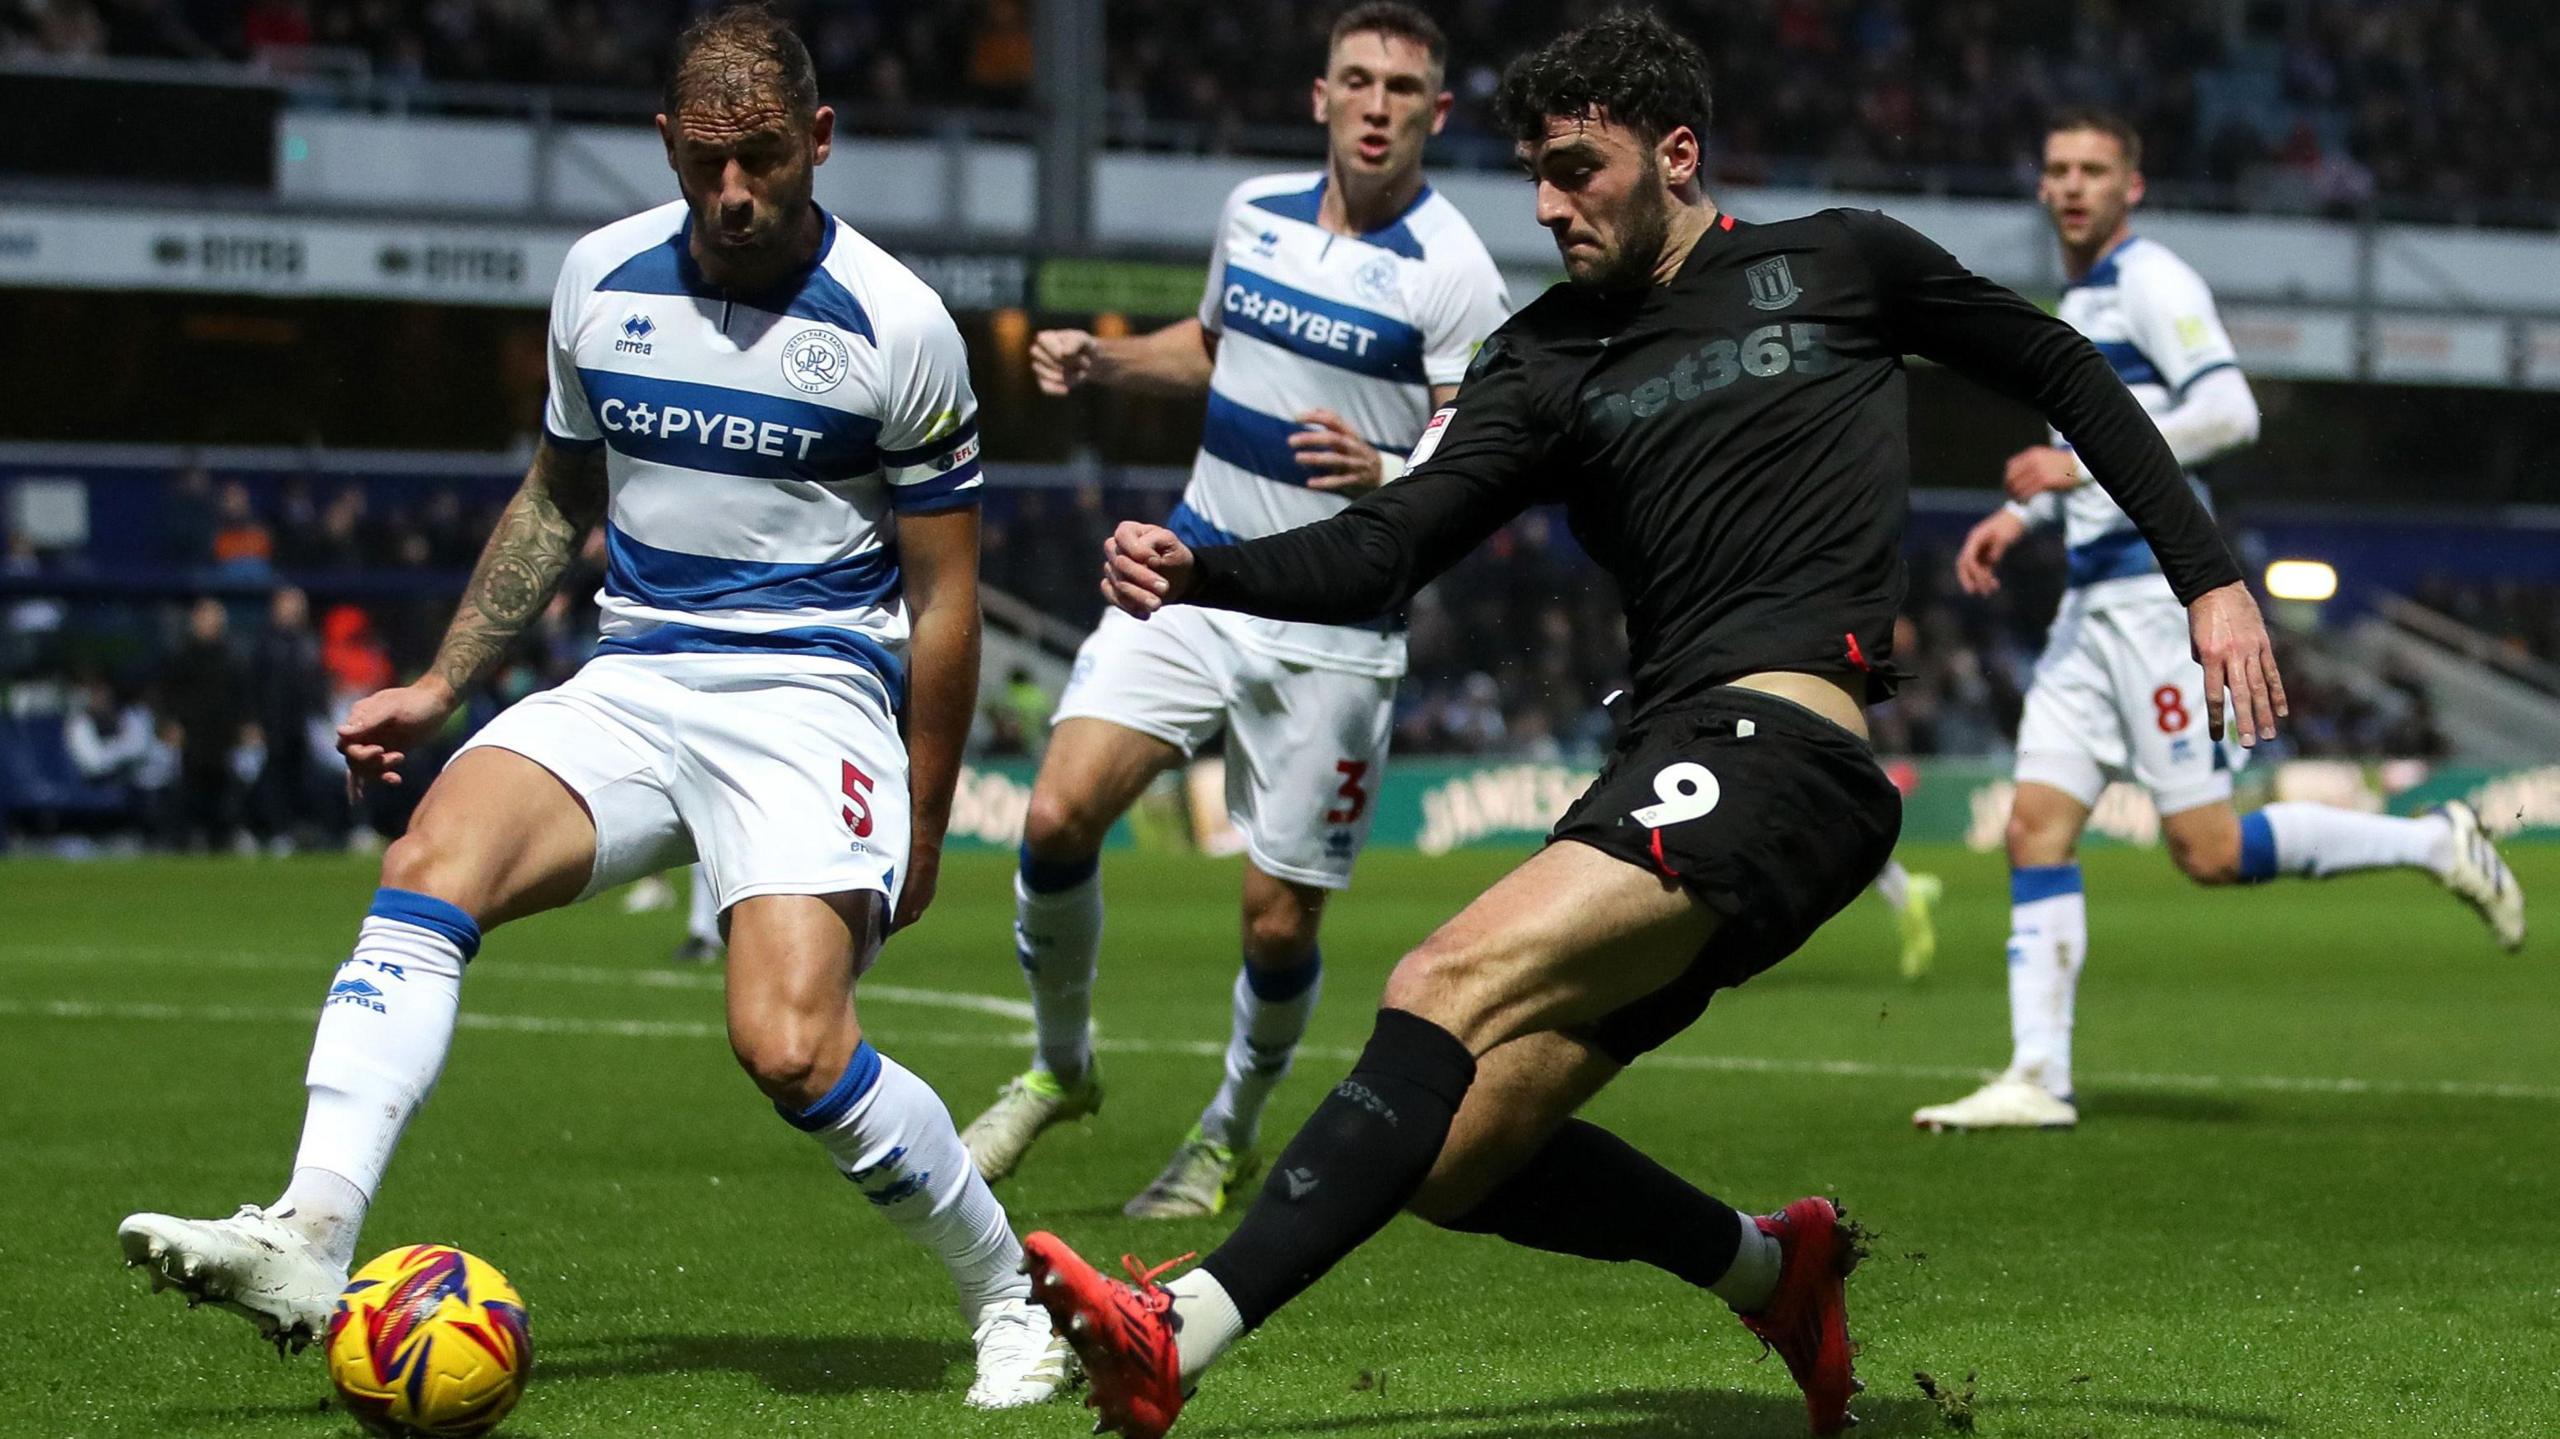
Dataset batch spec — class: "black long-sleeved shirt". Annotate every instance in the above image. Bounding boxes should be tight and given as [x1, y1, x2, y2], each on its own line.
[1189, 207, 2243, 716]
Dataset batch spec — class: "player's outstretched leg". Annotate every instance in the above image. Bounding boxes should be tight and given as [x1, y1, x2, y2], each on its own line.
[1870, 858, 1943, 980]
[733, 892, 1071, 1409]
[119, 749, 588, 1352]
[1417, 1034, 1865, 1432]
[1130, 868, 1324, 1219]
[2227, 800, 2523, 950]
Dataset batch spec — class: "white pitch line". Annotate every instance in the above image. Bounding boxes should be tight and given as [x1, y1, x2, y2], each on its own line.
[0, 944, 1034, 1023]
[2, 995, 2554, 1106]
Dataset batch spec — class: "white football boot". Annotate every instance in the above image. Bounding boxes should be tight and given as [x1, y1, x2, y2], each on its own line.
[1912, 1074, 2079, 1132]
[117, 1206, 345, 1353]
[1123, 1128, 1261, 1220]
[964, 1296, 1077, 1409]
[960, 1068, 1103, 1183]
[2435, 801, 2526, 952]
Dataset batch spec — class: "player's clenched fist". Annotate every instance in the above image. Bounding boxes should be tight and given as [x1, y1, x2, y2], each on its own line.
[1029, 328, 1101, 396]
[1100, 522, 1197, 618]
[336, 678, 459, 791]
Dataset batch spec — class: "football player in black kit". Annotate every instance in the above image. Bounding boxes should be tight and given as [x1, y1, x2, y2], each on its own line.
[1018, 12, 2289, 1438]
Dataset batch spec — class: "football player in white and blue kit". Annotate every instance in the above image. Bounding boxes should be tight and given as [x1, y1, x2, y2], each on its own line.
[115, 8, 1071, 1405]
[1915, 110, 2525, 1132]
[959, 3, 1509, 1217]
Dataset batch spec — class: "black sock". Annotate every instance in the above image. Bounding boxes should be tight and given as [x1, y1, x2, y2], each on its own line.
[1434, 1119, 1746, 1289]
[1200, 1008, 1476, 1329]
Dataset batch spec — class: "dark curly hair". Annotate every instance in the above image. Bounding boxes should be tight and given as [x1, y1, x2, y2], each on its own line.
[1493, 9, 1713, 149]
[664, 2, 819, 121]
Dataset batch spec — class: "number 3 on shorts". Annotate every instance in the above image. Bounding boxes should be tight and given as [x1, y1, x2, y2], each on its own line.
[1631, 761, 1720, 827]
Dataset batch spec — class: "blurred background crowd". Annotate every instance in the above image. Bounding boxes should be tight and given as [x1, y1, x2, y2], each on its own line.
[9, 0, 2555, 221]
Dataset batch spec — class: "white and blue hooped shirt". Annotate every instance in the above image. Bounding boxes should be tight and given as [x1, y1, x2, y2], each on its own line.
[2047, 234, 2241, 607]
[1178, 171, 1510, 677]
[543, 200, 983, 709]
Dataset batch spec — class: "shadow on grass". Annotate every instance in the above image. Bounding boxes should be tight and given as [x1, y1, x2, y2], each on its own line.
[533, 1331, 967, 1394]
[1192, 1386, 1935, 1438]
[2082, 1088, 2257, 1125]
[1193, 1384, 2288, 1438]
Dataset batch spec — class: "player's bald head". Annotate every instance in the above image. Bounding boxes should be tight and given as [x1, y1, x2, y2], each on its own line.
[664, 2, 819, 129]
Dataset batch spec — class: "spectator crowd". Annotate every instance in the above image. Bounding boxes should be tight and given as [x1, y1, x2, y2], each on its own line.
[4, 0, 2555, 219]
[0, 462, 2490, 853]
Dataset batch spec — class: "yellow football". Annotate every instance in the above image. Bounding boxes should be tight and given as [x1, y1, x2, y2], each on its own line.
[324, 1244, 531, 1438]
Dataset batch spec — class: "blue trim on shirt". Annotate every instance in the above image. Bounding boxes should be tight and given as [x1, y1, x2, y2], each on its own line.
[1243, 177, 1433, 261]
[1199, 390, 1395, 487]
[2010, 863, 2085, 906]
[2172, 359, 2238, 399]
[2091, 339, 2164, 389]
[577, 368, 883, 482]
[1165, 500, 1242, 552]
[776, 1040, 883, 1131]
[879, 417, 979, 469]
[2064, 234, 2139, 292]
[1215, 265, 1427, 384]
[597, 623, 906, 707]
[603, 524, 899, 613]
[2065, 528, 2163, 587]
[593, 209, 872, 339]
[888, 459, 983, 513]
[368, 887, 482, 962]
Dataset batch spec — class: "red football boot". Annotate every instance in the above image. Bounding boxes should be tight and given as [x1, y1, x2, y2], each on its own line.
[1736, 1196, 1869, 1434]
[1022, 1232, 1192, 1438]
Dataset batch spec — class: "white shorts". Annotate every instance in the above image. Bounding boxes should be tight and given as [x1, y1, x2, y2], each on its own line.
[455, 652, 909, 915]
[2014, 594, 2240, 816]
[1055, 606, 1395, 890]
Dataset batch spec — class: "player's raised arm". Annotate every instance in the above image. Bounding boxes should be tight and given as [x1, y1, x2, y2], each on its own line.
[336, 437, 606, 787]
[1030, 319, 1218, 399]
[1105, 333, 1555, 625]
[1843, 208, 2284, 742]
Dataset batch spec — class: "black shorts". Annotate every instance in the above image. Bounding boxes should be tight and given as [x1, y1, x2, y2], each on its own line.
[1549, 687, 1903, 1064]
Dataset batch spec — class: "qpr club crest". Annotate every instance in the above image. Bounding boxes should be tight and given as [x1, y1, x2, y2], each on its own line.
[1745, 254, 1802, 311]
[1353, 254, 1401, 306]
[780, 327, 851, 394]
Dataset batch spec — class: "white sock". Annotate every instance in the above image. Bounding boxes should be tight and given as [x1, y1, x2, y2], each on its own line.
[1711, 1212, 1783, 1311]
[2242, 804, 2453, 881]
[270, 1167, 366, 1273]
[1871, 857, 1911, 912]
[685, 866, 723, 946]
[280, 889, 475, 1269]
[2005, 864, 2087, 1097]
[785, 1042, 1028, 1326]
[1163, 1268, 1246, 1383]
[1196, 954, 1322, 1151]
[1015, 851, 1103, 1083]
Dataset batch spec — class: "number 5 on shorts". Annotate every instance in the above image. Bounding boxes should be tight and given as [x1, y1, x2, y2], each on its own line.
[842, 760, 875, 838]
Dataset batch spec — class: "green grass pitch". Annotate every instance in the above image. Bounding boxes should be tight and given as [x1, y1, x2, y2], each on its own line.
[2, 845, 2553, 1438]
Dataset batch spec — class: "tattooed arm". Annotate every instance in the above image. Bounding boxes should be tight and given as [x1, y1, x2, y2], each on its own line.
[336, 439, 609, 787]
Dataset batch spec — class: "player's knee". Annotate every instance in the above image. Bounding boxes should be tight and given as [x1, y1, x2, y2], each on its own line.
[1020, 787, 1108, 862]
[1241, 892, 1322, 967]
[729, 1014, 842, 1107]
[379, 825, 476, 911]
[2169, 828, 2243, 886]
[2004, 809, 2076, 868]
[1379, 932, 1508, 1047]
